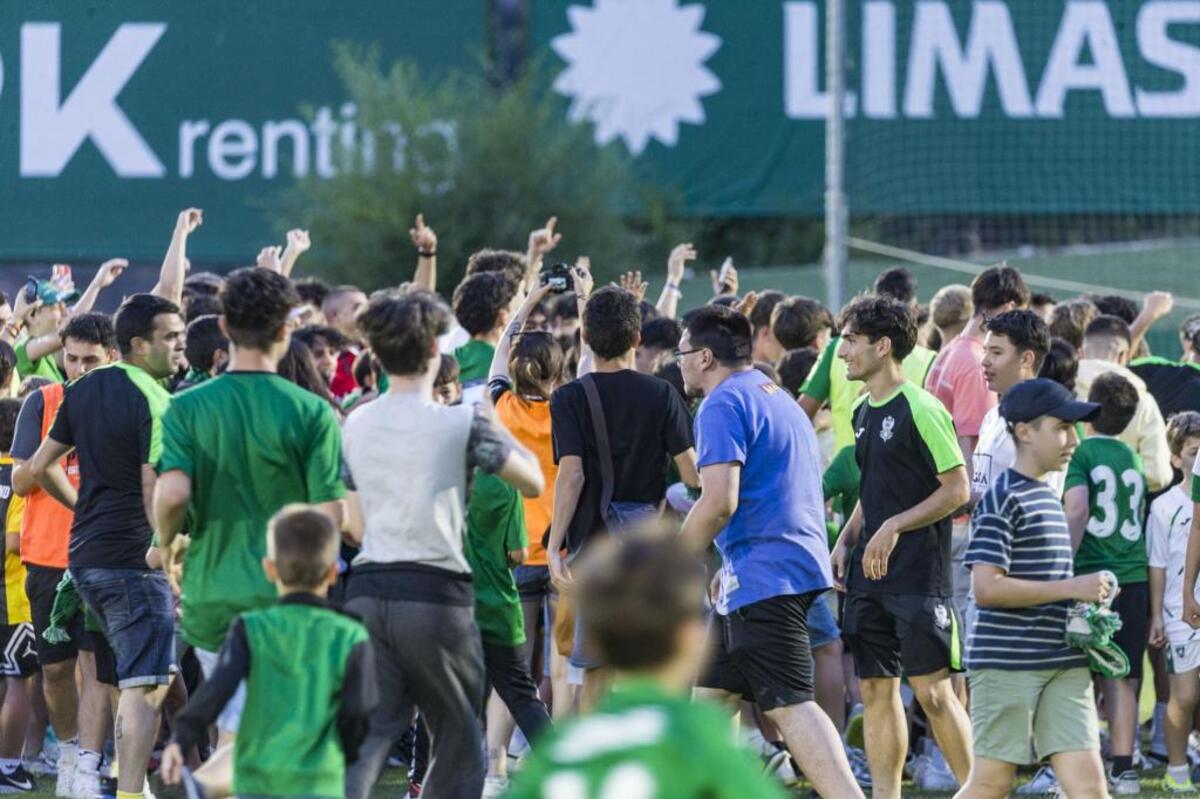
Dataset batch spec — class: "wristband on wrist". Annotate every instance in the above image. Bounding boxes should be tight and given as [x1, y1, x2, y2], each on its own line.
[417, 249, 436, 258]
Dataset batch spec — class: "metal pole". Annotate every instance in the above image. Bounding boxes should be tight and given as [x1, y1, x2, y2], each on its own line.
[824, 0, 848, 311]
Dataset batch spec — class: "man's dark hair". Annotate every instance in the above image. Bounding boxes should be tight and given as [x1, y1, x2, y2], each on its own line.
[639, 300, 658, 325]
[353, 351, 382, 390]
[1088, 372, 1139, 436]
[182, 272, 224, 300]
[0, 344, 15, 398]
[0, 398, 22, 453]
[61, 312, 116, 350]
[1049, 299, 1097, 351]
[708, 294, 738, 308]
[452, 272, 518, 336]
[1084, 314, 1132, 346]
[1031, 292, 1055, 308]
[842, 296, 917, 362]
[1090, 295, 1138, 325]
[971, 265, 1030, 314]
[184, 315, 229, 374]
[575, 532, 706, 671]
[984, 310, 1051, 371]
[294, 277, 331, 309]
[771, 297, 834, 350]
[294, 324, 348, 352]
[115, 294, 181, 357]
[220, 267, 299, 351]
[465, 249, 527, 289]
[653, 361, 687, 403]
[184, 294, 223, 324]
[434, 353, 460, 389]
[748, 290, 786, 334]
[640, 317, 682, 353]
[268, 505, 338, 588]
[358, 291, 450, 377]
[874, 268, 918, 305]
[1038, 338, 1079, 392]
[777, 347, 820, 398]
[549, 294, 579, 323]
[684, 305, 753, 367]
[582, 287, 641, 360]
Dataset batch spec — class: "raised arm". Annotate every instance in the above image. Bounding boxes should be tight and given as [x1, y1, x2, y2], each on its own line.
[409, 215, 438, 293]
[153, 208, 203, 305]
[279, 228, 311, 278]
[1130, 291, 1173, 355]
[491, 284, 554, 385]
[656, 243, 695, 320]
[72, 258, 128, 317]
[524, 217, 562, 291]
[572, 259, 595, 377]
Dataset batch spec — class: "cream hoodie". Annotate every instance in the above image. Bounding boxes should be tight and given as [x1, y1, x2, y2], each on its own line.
[1075, 359, 1172, 491]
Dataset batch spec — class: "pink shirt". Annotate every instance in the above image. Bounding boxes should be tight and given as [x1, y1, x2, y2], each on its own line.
[924, 335, 995, 439]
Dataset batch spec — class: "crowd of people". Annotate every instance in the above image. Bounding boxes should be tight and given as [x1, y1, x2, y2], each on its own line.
[0, 207, 1195, 799]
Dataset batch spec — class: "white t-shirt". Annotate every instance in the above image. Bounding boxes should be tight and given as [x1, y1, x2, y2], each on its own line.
[1148, 484, 1197, 645]
[971, 406, 1066, 506]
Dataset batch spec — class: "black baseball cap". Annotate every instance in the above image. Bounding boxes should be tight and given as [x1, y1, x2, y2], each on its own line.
[999, 378, 1100, 424]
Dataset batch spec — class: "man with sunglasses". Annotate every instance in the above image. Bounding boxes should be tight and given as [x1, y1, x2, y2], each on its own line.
[678, 304, 865, 799]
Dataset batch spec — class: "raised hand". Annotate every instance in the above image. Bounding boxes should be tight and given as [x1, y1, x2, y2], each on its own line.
[617, 270, 648, 301]
[257, 246, 284, 273]
[286, 228, 311, 255]
[528, 216, 562, 260]
[95, 258, 128, 289]
[409, 214, 437, 253]
[736, 291, 759, 318]
[667, 243, 696, 285]
[176, 208, 203, 235]
[573, 257, 594, 298]
[710, 257, 738, 296]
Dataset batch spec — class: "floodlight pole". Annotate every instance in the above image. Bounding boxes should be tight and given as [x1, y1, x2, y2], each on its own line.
[824, 0, 848, 311]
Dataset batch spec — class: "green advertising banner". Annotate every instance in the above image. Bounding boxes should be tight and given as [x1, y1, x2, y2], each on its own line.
[0, 1, 484, 261]
[532, 0, 1200, 216]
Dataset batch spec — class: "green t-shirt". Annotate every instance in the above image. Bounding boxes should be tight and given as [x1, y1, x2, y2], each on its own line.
[802, 337, 937, 452]
[464, 469, 528, 647]
[157, 372, 347, 652]
[455, 339, 493, 384]
[507, 681, 786, 799]
[15, 340, 64, 383]
[1065, 436, 1148, 585]
[822, 444, 860, 547]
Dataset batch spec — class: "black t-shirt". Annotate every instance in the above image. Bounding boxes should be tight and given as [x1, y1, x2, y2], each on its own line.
[11, 390, 45, 461]
[48, 363, 166, 570]
[850, 382, 964, 597]
[550, 370, 693, 552]
[1130, 357, 1200, 419]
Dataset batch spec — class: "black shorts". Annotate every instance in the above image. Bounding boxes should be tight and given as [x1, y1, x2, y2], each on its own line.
[696, 592, 819, 711]
[25, 565, 83, 666]
[84, 630, 118, 688]
[0, 623, 38, 678]
[843, 591, 962, 679]
[1106, 581, 1148, 680]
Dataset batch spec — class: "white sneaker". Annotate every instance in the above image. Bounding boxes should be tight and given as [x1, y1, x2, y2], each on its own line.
[69, 770, 99, 799]
[915, 749, 959, 791]
[1111, 769, 1141, 795]
[482, 776, 509, 799]
[53, 751, 75, 798]
[1017, 765, 1060, 795]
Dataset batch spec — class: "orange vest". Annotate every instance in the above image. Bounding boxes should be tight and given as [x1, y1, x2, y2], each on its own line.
[20, 383, 78, 569]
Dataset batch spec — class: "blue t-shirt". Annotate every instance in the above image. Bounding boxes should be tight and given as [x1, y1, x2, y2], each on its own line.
[695, 369, 833, 614]
[965, 469, 1087, 671]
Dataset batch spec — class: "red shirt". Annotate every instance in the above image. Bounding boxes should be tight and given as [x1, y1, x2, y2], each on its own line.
[330, 349, 359, 399]
[924, 334, 995, 439]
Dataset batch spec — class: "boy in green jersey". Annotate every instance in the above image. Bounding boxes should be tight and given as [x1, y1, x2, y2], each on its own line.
[507, 533, 785, 799]
[1064, 372, 1148, 791]
[161, 505, 376, 799]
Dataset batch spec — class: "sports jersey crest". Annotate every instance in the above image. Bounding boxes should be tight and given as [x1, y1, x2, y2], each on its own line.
[880, 415, 895, 442]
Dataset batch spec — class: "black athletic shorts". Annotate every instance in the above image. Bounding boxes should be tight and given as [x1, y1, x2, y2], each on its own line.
[26, 564, 85, 666]
[842, 591, 962, 679]
[0, 623, 39, 678]
[697, 591, 819, 711]
[1106, 581, 1148, 681]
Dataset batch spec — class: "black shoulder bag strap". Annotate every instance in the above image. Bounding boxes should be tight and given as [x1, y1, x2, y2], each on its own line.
[580, 374, 615, 516]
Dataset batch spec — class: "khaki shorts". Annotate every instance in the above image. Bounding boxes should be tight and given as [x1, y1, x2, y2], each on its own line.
[969, 666, 1100, 765]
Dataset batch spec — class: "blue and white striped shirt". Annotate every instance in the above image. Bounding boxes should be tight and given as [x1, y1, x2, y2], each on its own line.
[965, 469, 1087, 671]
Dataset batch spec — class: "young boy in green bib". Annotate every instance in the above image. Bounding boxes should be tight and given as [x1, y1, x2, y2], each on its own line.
[1063, 372, 1149, 793]
[160, 506, 376, 799]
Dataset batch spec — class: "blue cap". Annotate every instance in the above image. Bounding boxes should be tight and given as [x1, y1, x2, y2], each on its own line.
[999, 378, 1100, 424]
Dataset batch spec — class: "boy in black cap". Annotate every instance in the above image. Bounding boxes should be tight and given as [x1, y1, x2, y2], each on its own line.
[958, 379, 1114, 799]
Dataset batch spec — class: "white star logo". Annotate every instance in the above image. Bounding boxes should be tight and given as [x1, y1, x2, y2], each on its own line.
[551, 0, 722, 155]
